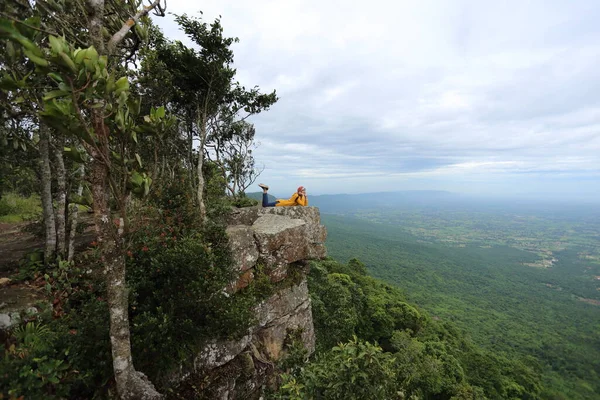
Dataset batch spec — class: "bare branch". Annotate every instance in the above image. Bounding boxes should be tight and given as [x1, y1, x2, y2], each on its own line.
[107, 0, 165, 54]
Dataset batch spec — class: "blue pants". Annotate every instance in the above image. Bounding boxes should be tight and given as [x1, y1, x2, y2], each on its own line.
[263, 193, 277, 207]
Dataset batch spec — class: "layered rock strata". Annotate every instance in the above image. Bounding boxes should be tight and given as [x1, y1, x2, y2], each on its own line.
[179, 206, 327, 399]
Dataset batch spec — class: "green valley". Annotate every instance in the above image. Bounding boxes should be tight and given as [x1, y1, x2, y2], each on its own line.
[320, 197, 600, 400]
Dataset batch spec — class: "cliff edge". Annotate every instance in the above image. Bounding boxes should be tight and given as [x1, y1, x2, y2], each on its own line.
[176, 206, 327, 399]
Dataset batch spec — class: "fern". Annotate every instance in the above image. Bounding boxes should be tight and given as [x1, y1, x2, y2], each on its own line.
[13, 321, 53, 352]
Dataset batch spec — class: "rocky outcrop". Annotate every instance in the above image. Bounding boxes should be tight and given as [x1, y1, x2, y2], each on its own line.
[179, 206, 326, 399]
[227, 206, 327, 290]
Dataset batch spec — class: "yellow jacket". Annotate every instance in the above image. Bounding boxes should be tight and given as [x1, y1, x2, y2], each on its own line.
[276, 193, 308, 207]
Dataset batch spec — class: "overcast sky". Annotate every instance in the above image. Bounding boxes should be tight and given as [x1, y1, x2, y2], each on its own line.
[154, 0, 600, 200]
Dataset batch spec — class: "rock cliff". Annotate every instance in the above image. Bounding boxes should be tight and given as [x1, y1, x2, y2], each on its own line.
[177, 206, 327, 399]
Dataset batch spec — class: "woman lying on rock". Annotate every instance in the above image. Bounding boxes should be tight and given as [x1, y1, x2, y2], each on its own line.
[259, 184, 308, 207]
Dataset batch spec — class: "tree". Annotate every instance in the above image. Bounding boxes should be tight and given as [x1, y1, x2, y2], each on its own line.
[206, 115, 263, 199]
[155, 14, 277, 219]
[278, 336, 400, 400]
[1, 0, 170, 397]
[0, 2, 58, 260]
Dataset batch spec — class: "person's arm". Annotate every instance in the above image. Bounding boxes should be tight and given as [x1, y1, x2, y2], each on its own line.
[299, 194, 308, 206]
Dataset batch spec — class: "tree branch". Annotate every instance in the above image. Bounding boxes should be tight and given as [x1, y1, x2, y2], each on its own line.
[0, 12, 59, 37]
[107, 0, 165, 54]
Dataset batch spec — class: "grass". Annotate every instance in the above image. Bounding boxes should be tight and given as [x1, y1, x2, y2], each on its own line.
[0, 192, 42, 223]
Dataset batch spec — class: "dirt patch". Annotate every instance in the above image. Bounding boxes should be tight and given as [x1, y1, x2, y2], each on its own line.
[0, 284, 45, 313]
[0, 219, 96, 277]
[0, 222, 41, 276]
[577, 297, 600, 306]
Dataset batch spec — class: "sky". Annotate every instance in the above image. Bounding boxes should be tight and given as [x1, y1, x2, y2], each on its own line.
[154, 0, 600, 200]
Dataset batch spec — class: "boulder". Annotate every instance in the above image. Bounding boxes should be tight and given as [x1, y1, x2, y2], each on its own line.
[259, 207, 327, 260]
[195, 333, 254, 371]
[226, 225, 259, 273]
[0, 286, 43, 331]
[227, 207, 260, 226]
[252, 214, 309, 271]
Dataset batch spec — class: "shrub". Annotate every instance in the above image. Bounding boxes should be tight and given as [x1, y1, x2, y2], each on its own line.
[0, 192, 41, 222]
[230, 194, 258, 208]
[276, 336, 400, 400]
[126, 212, 255, 386]
[1, 321, 73, 399]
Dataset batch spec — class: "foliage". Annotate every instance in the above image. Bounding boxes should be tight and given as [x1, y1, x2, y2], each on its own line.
[125, 181, 255, 386]
[277, 258, 543, 400]
[323, 209, 600, 399]
[0, 3, 278, 399]
[0, 162, 38, 199]
[14, 249, 45, 280]
[1, 322, 73, 399]
[0, 192, 41, 222]
[278, 328, 309, 376]
[309, 258, 424, 352]
[277, 336, 400, 400]
[0, 276, 112, 400]
[2, 246, 115, 398]
[230, 194, 259, 208]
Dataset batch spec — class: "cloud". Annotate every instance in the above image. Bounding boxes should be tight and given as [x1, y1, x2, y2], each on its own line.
[153, 0, 600, 200]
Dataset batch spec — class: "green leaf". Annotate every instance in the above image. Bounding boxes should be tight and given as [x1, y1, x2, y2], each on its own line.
[114, 76, 129, 95]
[43, 90, 70, 101]
[47, 72, 63, 82]
[155, 106, 165, 118]
[15, 36, 42, 55]
[0, 19, 18, 37]
[98, 55, 107, 71]
[111, 151, 122, 162]
[48, 35, 64, 54]
[0, 76, 19, 91]
[23, 49, 49, 67]
[129, 171, 144, 187]
[63, 147, 85, 163]
[143, 178, 150, 196]
[135, 153, 142, 168]
[115, 109, 125, 130]
[118, 91, 128, 106]
[6, 41, 16, 60]
[86, 46, 99, 64]
[130, 97, 141, 116]
[74, 48, 86, 64]
[58, 51, 77, 73]
[105, 73, 115, 93]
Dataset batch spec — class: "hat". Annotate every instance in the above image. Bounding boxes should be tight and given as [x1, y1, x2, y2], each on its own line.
[297, 186, 305, 193]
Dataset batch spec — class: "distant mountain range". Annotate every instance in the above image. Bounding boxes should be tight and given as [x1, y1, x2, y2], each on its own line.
[246, 190, 600, 218]
[247, 190, 464, 213]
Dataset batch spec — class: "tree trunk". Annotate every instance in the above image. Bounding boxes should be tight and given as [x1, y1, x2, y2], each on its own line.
[196, 149, 206, 220]
[196, 116, 207, 221]
[187, 116, 196, 198]
[39, 124, 56, 263]
[85, 1, 163, 396]
[88, 150, 162, 400]
[54, 137, 67, 257]
[67, 165, 84, 262]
